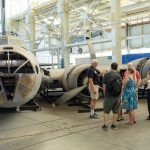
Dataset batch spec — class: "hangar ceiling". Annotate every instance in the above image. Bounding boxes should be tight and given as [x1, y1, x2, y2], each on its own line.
[5, 0, 150, 54]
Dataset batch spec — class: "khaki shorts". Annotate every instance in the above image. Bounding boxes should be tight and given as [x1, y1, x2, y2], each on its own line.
[88, 85, 99, 100]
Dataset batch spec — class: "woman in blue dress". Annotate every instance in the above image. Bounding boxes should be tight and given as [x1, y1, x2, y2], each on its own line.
[122, 67, 137, 124]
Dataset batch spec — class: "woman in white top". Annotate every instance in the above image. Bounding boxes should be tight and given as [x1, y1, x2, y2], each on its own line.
[146, 68, 150, 120]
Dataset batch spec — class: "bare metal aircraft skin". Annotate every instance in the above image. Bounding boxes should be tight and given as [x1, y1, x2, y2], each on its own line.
[0, 35, 42, 108]
[0, 35, 149, 108]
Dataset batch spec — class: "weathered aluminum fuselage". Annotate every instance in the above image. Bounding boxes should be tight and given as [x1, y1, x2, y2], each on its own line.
[0, 35, 42, 108]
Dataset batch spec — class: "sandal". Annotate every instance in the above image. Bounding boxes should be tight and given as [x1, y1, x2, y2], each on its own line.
[126, 122, 134, 125]
[117, 117, 124, 121]
[146, 117, 150, 120]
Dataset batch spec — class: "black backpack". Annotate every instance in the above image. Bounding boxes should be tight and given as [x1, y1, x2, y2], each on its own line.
[107, 76, 122, 97]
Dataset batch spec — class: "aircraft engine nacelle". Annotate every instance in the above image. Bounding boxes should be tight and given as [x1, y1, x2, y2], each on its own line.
[132, 57, 150, 79]
[62, 64, 101, 101]
[0, 42, 42, 108]
[42, 64, 101, 102]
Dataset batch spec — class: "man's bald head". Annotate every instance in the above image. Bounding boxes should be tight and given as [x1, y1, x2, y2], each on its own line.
[91, 59, 99, 68]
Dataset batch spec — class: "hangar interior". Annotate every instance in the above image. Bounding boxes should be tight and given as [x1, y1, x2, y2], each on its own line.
[0, 0, 150, 150]
[4, 0, 150, 66]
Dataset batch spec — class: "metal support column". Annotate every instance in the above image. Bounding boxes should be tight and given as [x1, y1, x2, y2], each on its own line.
[126, 23, 129, 53]
[85, 22, 96, 59]
[48, 33, 54, 69]
[111, 0, 122, 65]
[0, 0, 6, 34]
[57, 0, 69, 68]
[28, 14, 36, 54]
[26, 0, 35, 54]
[57, 48, 61, 68]
[7, 19, 19, 35]
[25, 1, 36, 54]
[7, 19, 14, 32]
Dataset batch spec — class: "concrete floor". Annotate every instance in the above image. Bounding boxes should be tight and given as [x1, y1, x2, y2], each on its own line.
[0, 98, 149, 150]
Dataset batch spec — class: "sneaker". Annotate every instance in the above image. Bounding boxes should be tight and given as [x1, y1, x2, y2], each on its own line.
[89, 114, 98, 119]
[93, 113, 98, 116]
[111, 124, 117, 130]
[102, 124, 108, 131]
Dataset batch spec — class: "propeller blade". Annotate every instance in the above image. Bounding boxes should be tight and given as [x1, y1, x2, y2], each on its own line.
[55, 85, 87, 105]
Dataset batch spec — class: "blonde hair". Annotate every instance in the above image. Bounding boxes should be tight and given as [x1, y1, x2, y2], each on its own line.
[128, 67, 137, 82]
[127, 62, 133, 68]
[128, 68, 134, 74]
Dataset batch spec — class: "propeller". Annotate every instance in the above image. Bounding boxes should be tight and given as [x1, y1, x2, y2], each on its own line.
[55, 85, 87, 105]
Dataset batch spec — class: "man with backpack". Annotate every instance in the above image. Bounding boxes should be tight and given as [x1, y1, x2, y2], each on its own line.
[102, 62, 122, 130]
